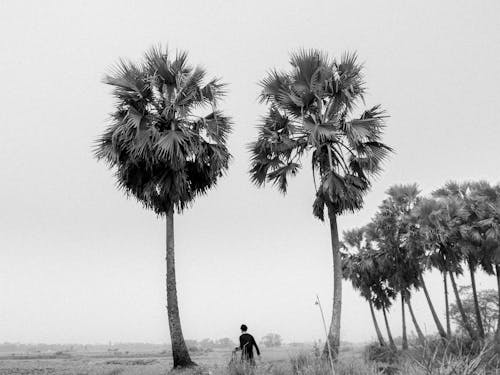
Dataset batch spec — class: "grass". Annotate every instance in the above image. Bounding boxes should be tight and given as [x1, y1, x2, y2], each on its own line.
[1, 340, 500, 375]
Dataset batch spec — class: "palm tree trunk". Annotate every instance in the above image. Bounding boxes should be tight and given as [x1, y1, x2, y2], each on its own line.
[494, 265, 500, 353]
[383, 307, 397, 351]
[323, 206, 342, 360]
[369, 300, 386, 347]
[401, 294, 408, 350]
[406, 297, 425, 344]
[449, 271, 478, 341]
[443, 271, 451, 337]
[468, 261, 485, 339]
[420, 274, 447, 338]
[166, 209, 196, 368]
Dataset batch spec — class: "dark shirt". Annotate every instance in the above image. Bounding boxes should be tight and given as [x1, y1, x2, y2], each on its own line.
[239, 333, 260, 359]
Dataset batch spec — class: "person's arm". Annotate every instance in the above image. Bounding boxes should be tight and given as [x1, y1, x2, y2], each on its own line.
[239, 335, 243, 351]
[253, 336, 260, 356]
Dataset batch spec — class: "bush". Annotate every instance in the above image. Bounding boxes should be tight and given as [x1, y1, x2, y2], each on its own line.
[363, 343, 398, 364]
[290, 352, 312, 374]
[404, 337, 499, 374]
[408, 336, 484, 365]
[289, 353, 382, 375]
[227, 360, 257, 375]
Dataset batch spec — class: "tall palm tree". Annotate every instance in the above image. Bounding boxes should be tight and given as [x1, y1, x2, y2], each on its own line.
[342, 228, 386, 347]
[409, 198, 450, 339]
[434, 181, 493, 340]
[458, 182, 499, 339]
[467, 183, 500, 349]
[364, 223, 398, 351]
[370, 260, 398, 351]
[94, 47, 232, 368]
[249, 49, 391, 359]
[455, 183, 486, 339]
[369, 184, 422, 349]
[431, 186, 479, 341]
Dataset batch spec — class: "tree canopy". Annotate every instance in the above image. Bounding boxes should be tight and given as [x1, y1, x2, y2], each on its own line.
[249, 49, 392, 219]
[95, 46, 232, 214]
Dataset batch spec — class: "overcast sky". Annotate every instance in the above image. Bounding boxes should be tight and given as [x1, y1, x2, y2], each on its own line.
[1, 0, 499, 346]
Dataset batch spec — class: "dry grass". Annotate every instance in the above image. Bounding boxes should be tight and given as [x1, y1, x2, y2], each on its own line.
[1, 342, 500, 375]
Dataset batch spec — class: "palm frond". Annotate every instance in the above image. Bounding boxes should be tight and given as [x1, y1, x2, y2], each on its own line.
[267, 162, 301, 193]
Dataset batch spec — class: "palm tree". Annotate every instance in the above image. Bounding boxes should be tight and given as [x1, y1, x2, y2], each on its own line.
[369, 184, 423, 349]
[455, 183, 487, 339]
[410, 198, 450, 339]
[94, 47, 232, 368]
[364, 223, 398, 351]
[370, 260, 398, 351]
[467, 183, 500, 348]
[342, 228, 386, 347]
[249, 49, 392, 359]
[431, 185, 479, 341]
[434, 181, 493, 340]
[458, 182, 499, 339]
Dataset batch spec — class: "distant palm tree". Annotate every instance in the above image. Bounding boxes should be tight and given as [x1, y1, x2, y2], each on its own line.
[249, 49, 392, 359]
[465, 182, 500, 349]
[434, 181, 492, 340]
[364, 224, 399, 351]
[342, 228, 387, 347]
[410, 198, 452, 338]
[425, 186, 478, 341]
[458, 182, 499, 339]
[94, 47, 231, 368]
[369, 184, 423, 350]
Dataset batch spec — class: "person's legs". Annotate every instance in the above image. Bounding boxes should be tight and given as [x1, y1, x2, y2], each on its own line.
[247, 353, 256, 366]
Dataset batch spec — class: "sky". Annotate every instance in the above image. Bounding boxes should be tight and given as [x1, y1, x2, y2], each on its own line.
[0, 0, 499, 346]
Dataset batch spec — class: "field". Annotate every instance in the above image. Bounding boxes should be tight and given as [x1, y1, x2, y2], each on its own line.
[0, 345, 368, 375]
[3, 341, 499, 375]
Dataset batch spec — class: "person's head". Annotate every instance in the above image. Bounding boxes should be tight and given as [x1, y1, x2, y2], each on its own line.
[240, 324, 248, 332]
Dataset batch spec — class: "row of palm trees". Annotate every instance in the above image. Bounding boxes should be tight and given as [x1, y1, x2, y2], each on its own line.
[94, 45, 393, 368]
[342, 182, 500, 351]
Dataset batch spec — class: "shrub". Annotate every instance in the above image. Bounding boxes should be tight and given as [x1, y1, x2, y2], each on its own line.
[227, 360, 257, 375]
[404, 337, 498, 374]
[363, 343, 398, 364]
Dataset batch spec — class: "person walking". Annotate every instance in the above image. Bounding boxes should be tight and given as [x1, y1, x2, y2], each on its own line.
[239, 324, 260, 365]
